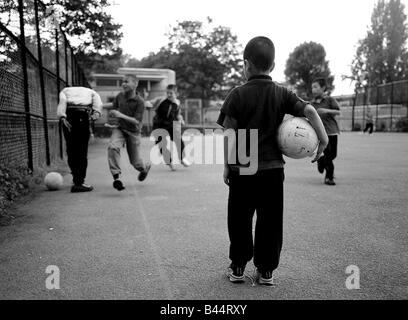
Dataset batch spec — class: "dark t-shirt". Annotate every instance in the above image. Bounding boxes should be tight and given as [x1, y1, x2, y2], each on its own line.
[153, 99, 180, 130]
[311, 95, 340, 135]
[217, 75, 306, 170]
[113, 91, 145, 133]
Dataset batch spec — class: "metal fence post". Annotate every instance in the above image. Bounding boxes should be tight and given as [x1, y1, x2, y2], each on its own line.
[18, 0, 34, 171]
[390, 82, 394, 130]
[376, 85, 379, 131]
[34, 0, 50, 166]
[71, 47, 74, 86]
[64, 35, 68, 84]
[55, 27, 63, 159]
[351, 89, 356, 130]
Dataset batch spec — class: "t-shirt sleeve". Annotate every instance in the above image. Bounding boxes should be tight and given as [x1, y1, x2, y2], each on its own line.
[217, 89, 239, 127]
[282, 88, 307, 117]
[91, 91, 103, 114]
[328, 97, 340, 110]
[222, 115, 238, 130]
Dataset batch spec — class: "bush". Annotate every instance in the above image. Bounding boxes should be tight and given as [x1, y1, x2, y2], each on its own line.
[395, 117, 408, 132]
[0, 163, 32, 225]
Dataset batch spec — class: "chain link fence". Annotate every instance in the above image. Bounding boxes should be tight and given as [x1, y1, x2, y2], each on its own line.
[0, 0, 89, 171]
[337, 80, 408, 132]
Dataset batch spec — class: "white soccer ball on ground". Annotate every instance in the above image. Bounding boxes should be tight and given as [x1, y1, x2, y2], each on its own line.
[44, 172, 63, 191]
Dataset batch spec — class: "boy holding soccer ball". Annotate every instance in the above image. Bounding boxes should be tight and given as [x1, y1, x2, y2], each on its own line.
[217, 36, 328, 285]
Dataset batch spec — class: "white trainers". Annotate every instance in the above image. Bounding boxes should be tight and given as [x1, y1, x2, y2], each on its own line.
[181, 158, 191, 167]
[255, 269, 274, 286]
[227, 264, 245, 283]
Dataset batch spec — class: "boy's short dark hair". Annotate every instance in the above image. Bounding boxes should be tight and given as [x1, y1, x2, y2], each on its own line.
[124, 74, 138, 82]
[243, 36, 275, 71]
[167, 84, 177, 91]
[312, 77, 327, 89]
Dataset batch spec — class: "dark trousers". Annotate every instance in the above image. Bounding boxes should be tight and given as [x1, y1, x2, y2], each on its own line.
[227, 168, 284, 272]
[62, 110, 90, 185]
[363, 123, 373, 134]
[154, 127, 185, 164]
[318, 135, 338, 180]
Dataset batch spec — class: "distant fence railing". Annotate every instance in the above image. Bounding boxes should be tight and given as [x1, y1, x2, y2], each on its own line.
[336, 80, 408, 132]
[0, 0, 89, 171]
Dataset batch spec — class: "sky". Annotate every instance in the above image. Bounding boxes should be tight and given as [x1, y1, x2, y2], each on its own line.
[106, 0, 408, 96]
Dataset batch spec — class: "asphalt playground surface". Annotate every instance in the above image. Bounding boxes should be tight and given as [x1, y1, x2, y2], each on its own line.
[0, 132, 407, 300]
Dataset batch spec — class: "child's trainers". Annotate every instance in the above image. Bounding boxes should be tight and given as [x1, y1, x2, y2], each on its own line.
[227, 263, 245, 283]
[256, 269, 274, 286]
[113, 179, 125, 191]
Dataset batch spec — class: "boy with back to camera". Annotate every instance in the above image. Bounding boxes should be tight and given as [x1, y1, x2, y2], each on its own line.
[217, 36, 329, 286]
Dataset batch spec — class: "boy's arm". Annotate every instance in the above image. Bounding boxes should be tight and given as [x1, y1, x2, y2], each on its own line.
[145, 96, 165, 110]
[317, 97, 341, 116]
[111, 97, 144, 126]
[222, 116, 237, 186]
[112, 112, 139, 125]
[91, 91, 103, 119]
[56, 91, 67, 119]
[317, 108, 340, 116]
[303, 104, 329, 163]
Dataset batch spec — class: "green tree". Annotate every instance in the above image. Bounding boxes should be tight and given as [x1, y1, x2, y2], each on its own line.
[351, 0, 408, 88]
[285, 41, 334, 99]
[137, 18, 243, 101]
[44, 0, 123, 75]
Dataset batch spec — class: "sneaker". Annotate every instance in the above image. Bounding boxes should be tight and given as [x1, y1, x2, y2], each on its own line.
[71, 184, 93, 193]
[324, 178, 336, 186]
[167, 163, 176, 171]
[138, 162, 151, 181]
[181, 158, 191, 167]
[113, 179, 125, 191]
[227, 263, 245, 283]
[317, 157, 325, 174]
[256, 269, 274, 286]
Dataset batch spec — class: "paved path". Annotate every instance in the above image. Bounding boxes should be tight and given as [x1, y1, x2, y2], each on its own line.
[0, 132, 407, 299]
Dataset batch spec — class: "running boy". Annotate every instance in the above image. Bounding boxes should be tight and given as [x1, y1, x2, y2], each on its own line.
[107, 74, 151, 191]
[148, 84, 190, 171]
[217, 36, 328, 286]
[311, 78, 341, 186]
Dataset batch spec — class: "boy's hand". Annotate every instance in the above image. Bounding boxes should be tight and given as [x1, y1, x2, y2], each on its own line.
[223, 166, 230, 186]
[90, 111, 101, 121]
[311, 139, 328, 163]
[104, 123, 119, 129]
[61, 117, 72, 132]
[109, 110, 122, 118]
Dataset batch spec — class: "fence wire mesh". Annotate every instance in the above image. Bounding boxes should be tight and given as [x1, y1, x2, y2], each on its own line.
[0, 0, 90, 170]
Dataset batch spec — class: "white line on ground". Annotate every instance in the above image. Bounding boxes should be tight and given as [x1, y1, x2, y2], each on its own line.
[125, 163, 174, 299]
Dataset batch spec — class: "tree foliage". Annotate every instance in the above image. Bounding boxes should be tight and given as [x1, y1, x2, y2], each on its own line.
[351, 0, 408, 88]
[44, 0, 123, 75]
[284, 41, 334, 99]
[137, 18, 243, 101]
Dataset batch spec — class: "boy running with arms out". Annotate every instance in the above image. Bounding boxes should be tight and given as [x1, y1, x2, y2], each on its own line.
[217, 36, 328, 286]
[107, 74, 151, 191]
